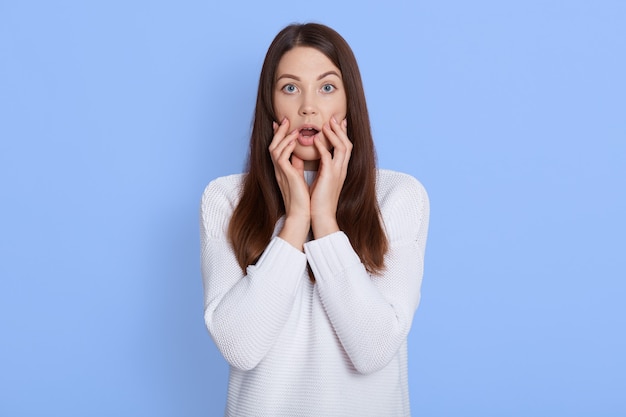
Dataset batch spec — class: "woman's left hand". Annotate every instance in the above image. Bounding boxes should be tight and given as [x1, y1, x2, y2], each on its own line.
[310, 116, 352, 239]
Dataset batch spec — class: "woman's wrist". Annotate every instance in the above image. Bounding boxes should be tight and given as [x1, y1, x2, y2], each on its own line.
[311, 215, 340, 240]
[279, 215, 311, 251]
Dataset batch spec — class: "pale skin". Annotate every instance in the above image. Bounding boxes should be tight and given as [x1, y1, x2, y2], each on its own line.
[269, 46, 353, 251]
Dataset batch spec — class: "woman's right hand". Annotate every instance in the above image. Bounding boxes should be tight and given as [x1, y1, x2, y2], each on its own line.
[269, 118, 311, 250]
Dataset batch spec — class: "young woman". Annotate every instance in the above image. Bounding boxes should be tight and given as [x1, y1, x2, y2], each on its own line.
[200, 23, 429, 416]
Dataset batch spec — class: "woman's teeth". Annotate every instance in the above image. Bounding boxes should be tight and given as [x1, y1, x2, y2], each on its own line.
[300, 128, 318, 137]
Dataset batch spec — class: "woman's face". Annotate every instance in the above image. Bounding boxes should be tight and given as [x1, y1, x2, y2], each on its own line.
[273, 46, 347, 168]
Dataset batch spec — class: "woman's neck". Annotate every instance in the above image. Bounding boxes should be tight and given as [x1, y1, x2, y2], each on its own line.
[303, 159, 320, 171]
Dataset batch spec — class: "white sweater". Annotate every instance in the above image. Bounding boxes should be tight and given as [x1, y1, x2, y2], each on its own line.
[200, 169, 429, 417]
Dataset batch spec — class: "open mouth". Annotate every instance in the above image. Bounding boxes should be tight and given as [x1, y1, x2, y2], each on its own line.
[297, 127, 320, 146]
[300, 127, 319, 137]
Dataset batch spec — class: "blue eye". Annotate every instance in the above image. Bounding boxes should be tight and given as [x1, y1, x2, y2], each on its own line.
[282, 84, 297, 94]
[321, 84, 335, 93]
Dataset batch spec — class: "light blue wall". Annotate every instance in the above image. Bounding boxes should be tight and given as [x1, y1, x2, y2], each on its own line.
[1, 0, 625, 415]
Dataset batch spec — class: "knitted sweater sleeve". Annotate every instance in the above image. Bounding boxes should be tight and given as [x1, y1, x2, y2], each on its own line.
[200, 176, 307, 371]
[304, 172, 429, 374]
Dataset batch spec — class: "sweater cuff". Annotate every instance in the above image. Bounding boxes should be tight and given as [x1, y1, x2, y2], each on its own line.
[303, 232, 361, 279]
[250, 236, 308, 294]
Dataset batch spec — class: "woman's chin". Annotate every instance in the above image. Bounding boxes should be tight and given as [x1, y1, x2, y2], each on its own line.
[292, 138, 331, 167]
[292, 146, 322, 165]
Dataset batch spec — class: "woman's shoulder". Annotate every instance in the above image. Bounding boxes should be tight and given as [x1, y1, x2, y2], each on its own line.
[376, 169, 428, 205]
[202, 173, 245, 201]
[200, 173, 246, 237]
[200, 173, 246, 215]
[376, 169, 429, 238]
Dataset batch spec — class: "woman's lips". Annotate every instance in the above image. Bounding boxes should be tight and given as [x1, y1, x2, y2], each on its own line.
[297, 128, 319, 146]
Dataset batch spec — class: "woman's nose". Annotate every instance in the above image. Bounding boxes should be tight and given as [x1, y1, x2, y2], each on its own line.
[299, 93, 317, 116]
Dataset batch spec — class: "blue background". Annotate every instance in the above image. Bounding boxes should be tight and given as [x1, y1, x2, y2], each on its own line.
[1, 0, 625, 415]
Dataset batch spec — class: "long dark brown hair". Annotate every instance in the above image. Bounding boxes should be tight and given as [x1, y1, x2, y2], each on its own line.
[228, 23, 388, 275]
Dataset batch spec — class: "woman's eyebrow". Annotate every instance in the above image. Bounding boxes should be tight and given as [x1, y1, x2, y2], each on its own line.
[276, 73, 300, 82]
[317, 70, 341, 80]
[276, 71, 341, 82]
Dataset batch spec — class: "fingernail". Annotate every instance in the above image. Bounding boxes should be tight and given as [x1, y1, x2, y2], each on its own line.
[273, 121, 277, 130]
[281, 117, 287, 125]
[342, 119, 347, 128]
[332, 116, 338, 123]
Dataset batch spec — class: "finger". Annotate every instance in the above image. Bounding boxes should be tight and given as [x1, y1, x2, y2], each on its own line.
[331, 116, 352, 160]
[323, 116, 347, 144]
[269, 118, 290, 151]
[313, 135, 333, 168]
[270, 128, 298, 161]
[330, 116, 351, 146]
[322, 118, 351, 161]
[272, 130, 298, 164]
[269, 118, 289, 147]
